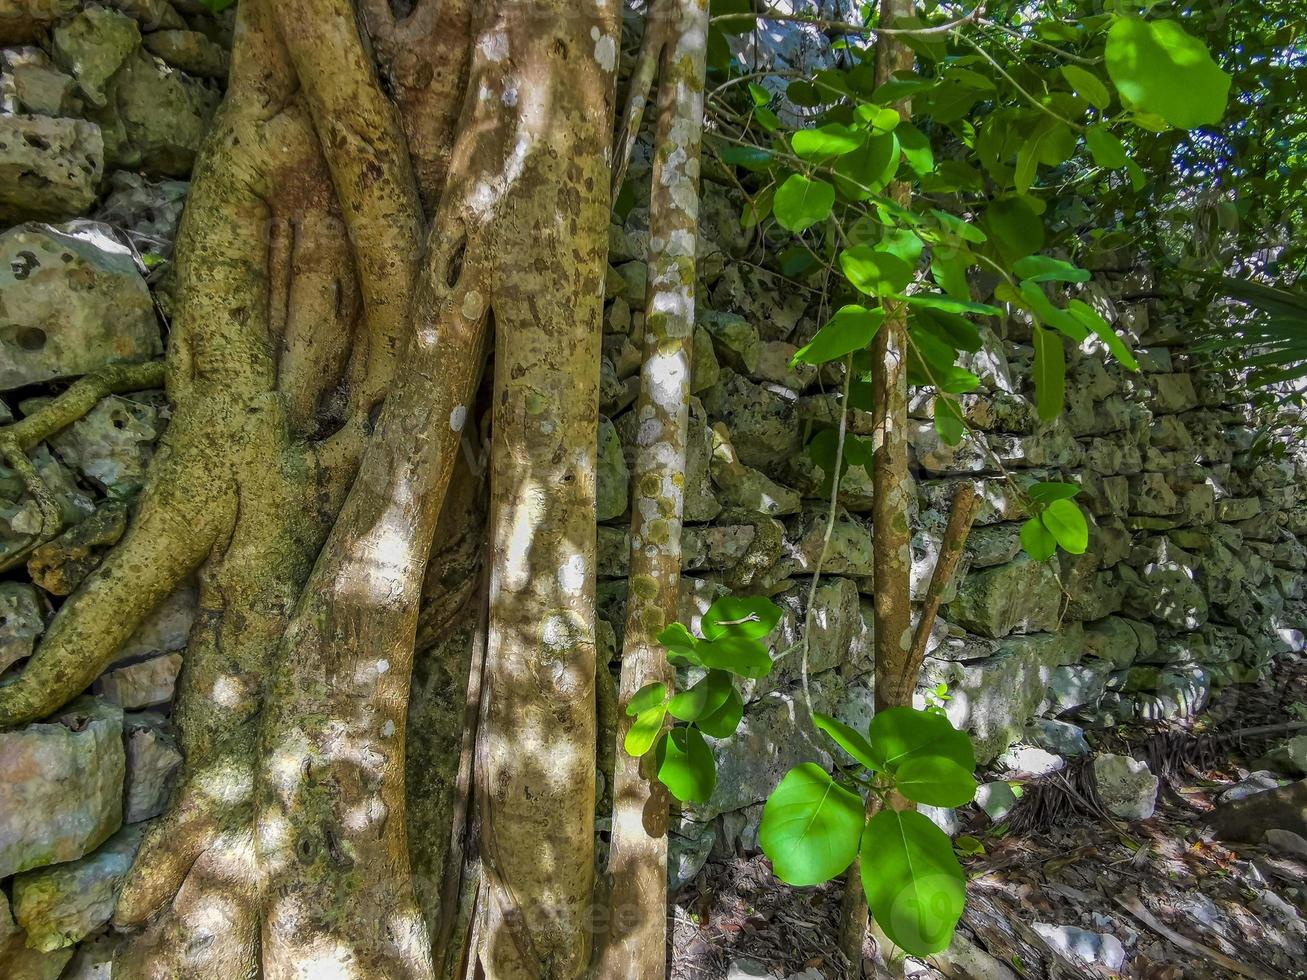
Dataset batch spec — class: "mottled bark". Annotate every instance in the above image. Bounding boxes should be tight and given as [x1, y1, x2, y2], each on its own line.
[597, 0, 708, 976]
[840, 0, 918, 968]
[475, 3, 620, 978]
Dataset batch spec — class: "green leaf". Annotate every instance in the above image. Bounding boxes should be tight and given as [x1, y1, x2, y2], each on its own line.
[841, 245, 914, 297]
[701, 595, 783, 641]
[832, 132, 899, 199]
[867, 706, 975, 774]
[903, 293, 1001, 316]
[813, 712, 879, 770]
[1031, 323, 1065, 422]
[1084, 125, 1128, 169]
[1027, 481, 1080, 505]
[627, 681, 668, 716]
[697, 687, 745, 739]
[716, 143, 773, 171]
[1105, 17, 1231, 129]
[934, 395, 965, 446]
[760, 763, 866, 885]
[861, 809, 966, 956]
[897, 122, 935, 176]
[787, 80, 822, 107]
[1060, 64, 1110, 110]
[667, 670, 734, 722]
[880, 228, 925, 265]
[625, 704, 666, 756]
[1020, 517, 1058, 561]
[698, 635, 773, 679]
[748, 82, 772, 107]
[711, 0, 755, 34]
[983, 197, 1044, 264]
[931, 209, 987, 244]
[657, 622, 702, 666]
[1041, 498, 1089, 554]
[792, 305, 886, 366]
[657, 727, 717, 804]
[1067, 299, 1139, 370]
[792, 124, 865, 161]
[1021, 281, 1089, 341]
[1012, 255, 1091, 284]
[774, 175, 836, 232]
[894, 756, 978, 808]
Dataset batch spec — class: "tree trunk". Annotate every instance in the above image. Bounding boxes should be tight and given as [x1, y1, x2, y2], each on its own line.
[597, 0, 709, 975]
[472, 3, 619, 978]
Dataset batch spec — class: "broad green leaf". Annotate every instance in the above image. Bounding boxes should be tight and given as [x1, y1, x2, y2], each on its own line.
[1084, 125, 1129, 169]
[897, 122, 935, 176]
[861, 809, 966, 955]
[1020, 281, 1089, 341]
[983, 197, 1044, 264]
[792, 305, 886, 366]
[748, 82, 772, 107]
[667, 670, 733, 722]
[934, 395, 965, 446]
[792, 124, 865, 161]
[1067, 299, 1140, 370]
[760, 763, 865, 885]
[657, 622, 701, 665]
[716, 143, 773, 170]
[698, 635, 773, 678]
[625, 704, 666, 756]
[1031, 323, 1065, 421]
[697, 687, 745, 738]
[855, 104, 902, 133]
[754, 106, 780, 132]
[931, 209, 988, 244]
[1020, 517, 1058, 561]
[1012, 255, 1091, 284]
[702, 595, 783, 641]
[841, 245, 915, 297]
[741, 186, 774, 229]
[1060, 64, 1111, 110]
[873, 75, 936, 104]
[914, 306, 983, 352]
[657, 726, 717, 803]
[894, 756, 978, 808]
[813, 712, 879, 770]
[1105, 17, 1231, 129]
[880, 228, 925, 265]
[627, 681, 668, 716]
[867, 706, 975, 774]
[711, 0, 755, 34]
[833, 132, 899, 199]
[1041, 498, 1089, 554]
[774, 175, 835, 232]
[787, 79, 822, 107]
[1027, 481, 1080, 505]
[903, 293, 1001, 317]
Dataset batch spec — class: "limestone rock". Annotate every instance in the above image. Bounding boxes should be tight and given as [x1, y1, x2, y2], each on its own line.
[0, 582, 45, 676]
[595, 415, 628, 522]
[667, 817, 714, 891]
[11, 824, 143, 952]
[55, 932, 118, 979]
[1210, 779, 1307, 842]
[1031, 923, 1126, 973]
[1120, 561, 1208, 631]
[95, 651, 181, 709]
[95, 170, 189, 257]
[1093, 753, 1158, 820]
[142, 29, 229, 79]
[975, 781, 1018, 822]
[0, 0, 79, 44]
[998, 744, 1064, 776]
[1082, 615, 1139, 668]
[27, 499, 128, 595]
[1264, 735, 1307, 777]
[0, 697, 124, 879]
[113, 578, 195, 662]
[1, 445, 98, 566]
[3, 49, 81, 117]
[782, 507, 873, 577]
[51, 5, 141, 108]
[123, 712, 182, 822]
[0, 222, 160, 390]
[709, 422, 801, 517]
[945, 556, 1061, 638]
[700, 372, 802, 476]
[1029, 718, 1091, 757]
[0, 116, 104, 223]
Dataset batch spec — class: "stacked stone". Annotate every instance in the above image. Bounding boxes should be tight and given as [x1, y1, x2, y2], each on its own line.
[0, 2, 222, 974]
[595, 167, 1307, 878]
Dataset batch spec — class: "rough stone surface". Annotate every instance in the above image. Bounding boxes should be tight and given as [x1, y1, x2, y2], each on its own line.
[1210, 779, 1307, 842]
[0, 116, 103, 223]
[47, 392, 163, 497]
[0, 222, 160, 390]
[1093, 753, 1159, 821]
[94, 651, 181, 709]
[0, 581, 45, 676]
[0, 697, 124, 879]
[1031, 923, 1127, 972]
[945, 557, 1062, 638]
[11, 823, 142, 951]
[122, 712, 181, 822]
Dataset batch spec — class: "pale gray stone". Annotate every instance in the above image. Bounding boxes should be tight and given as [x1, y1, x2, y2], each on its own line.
[1031, 923, 1126, 972]
[95, 651, 181, 709]
[123, 712, 182, 822]
[0, 116, 104, 225]
[47, 392, 163, 497]
[1093, 753, 1158, 820]
[0, 698, 124, 879]
[1029, 719, 1091, 757]
[976, 781, 1018, 822]
[0, 222, 160, 390]
[945, 556, 1061, 638]
[114, 579, 195, 662]
[595, 415, 628, 522]
[0, 582, 45, 676]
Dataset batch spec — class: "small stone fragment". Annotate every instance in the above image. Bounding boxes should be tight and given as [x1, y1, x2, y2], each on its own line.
[1093, 753, 1158, 821]
[96, 651, 182, 709]
[0, 117, 104, 224]
[123, 712, 182, 822]
[0, 581, 45, 676]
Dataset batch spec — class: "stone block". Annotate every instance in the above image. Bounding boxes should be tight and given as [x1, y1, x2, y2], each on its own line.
[95, 652, 181, 709]
[945, 556, 1061, 638]
[1093, 753, 1158, 820]
[123, 712, 182, 823]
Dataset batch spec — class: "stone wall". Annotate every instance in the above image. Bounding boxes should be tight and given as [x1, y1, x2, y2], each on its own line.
[1, 3, 1305, 975]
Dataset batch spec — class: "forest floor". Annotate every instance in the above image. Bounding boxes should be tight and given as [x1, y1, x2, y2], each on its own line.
[670, 654, 1307, 980]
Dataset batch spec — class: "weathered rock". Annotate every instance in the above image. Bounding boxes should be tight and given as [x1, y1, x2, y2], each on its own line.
[0, 697, 124, 879]
[11, 824, 143, 951]
[1264, 735, 1307, 777]
[0, 0, 79, 44]
[95, 651, 181, 709]
[997, 744, 1064, 776]
[142, 28, 229, 78]
[113, 578, 195, 662]
[699, 308, 760, 375]
[1044, 658, 1112, 714]
[1082, 615, 1139, 668]
[1209, 779, 1307, 842]
[3, 49, 81, 116]
[53, 931, 118, 979]
[0, 222, 160, 390]
[1137, 666, 1210, 721]
[667, 817, 714, 891]
[1119, 561, 1208, 631]
[709, 422, 801, 517]
[0, 582, 45, 676]
[0, 116, 104, 223]
[51, 5, 141, 108]
[1029, 718, 1091, 757]
[1093, 753, 1158, 820]
[1031, 923, 1126, 973]
[782, 506, 873, 577]
[945, 556, 1061, 638]
[975, 781, 1018, 822]
[1218, 771, 1283, 804]
[700, 372, 802, 477]
[45, 391, 164, 497]
[95, 170, 189, 257]
[122, 711, 182, 822]
[1, 445, 98, 566]
[596, 415, 628, 522]
[1265, 828, 1307, 859]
